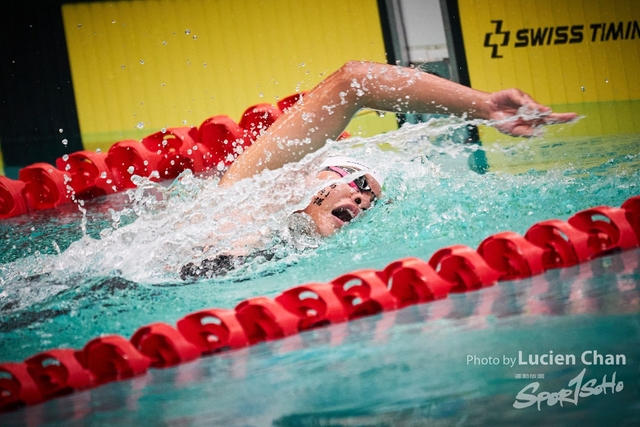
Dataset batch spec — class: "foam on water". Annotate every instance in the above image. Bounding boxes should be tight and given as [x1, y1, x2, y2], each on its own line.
[0, 117, 639, 362]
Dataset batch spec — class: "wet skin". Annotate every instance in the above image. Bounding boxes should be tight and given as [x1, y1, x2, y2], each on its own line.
[302, 169, 381, 236]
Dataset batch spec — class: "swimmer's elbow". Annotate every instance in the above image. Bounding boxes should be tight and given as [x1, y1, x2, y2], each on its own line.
[338, 60, 370, 80]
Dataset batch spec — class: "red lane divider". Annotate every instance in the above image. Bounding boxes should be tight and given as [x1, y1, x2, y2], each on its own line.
[382, 257, 451, 308]
[24, 349, 92, 400]
[239, 103, 282, 142]
[234, 297, 300, 344]
[428, 245, 500, 292]
[130, 323, 200, 368]
[56, 151, 116, 199]
[1, 194, 639, 413]
[19, 163, 71, 210]
[568, 206, 639, 256]
[275, 283, 349, 331]
[106, 140, 162, 190]
[198, 115, 246, 170]
[0, 176, 27, 219]
[75, 335, 151, 386]
[477, 232, 545, 281]
[0, 94, 312, 220]
[0, 363, 43, 411]
[622, 196, 640, 242]
[525, 220, 591, 269]
[177, 308, 249, 355]
[331, 270, 397, 320]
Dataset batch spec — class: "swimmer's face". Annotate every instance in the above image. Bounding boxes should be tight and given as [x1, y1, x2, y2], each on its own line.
[302, 169, 381, 236]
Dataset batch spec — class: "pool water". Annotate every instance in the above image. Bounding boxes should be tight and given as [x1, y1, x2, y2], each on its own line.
[0, 118, 639, 425]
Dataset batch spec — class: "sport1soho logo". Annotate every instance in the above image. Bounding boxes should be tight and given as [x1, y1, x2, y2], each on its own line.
[483, 19, 640, 58]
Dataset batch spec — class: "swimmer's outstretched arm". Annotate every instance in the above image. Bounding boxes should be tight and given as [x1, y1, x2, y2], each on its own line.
[220, 61, 577, 186]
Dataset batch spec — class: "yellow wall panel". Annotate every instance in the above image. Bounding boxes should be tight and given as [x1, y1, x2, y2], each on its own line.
[459, 0, 640, 104]
[62, 0, 397, 151]
[458, 0, 640, 138]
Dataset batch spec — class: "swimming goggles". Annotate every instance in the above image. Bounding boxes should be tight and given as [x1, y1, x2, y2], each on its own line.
[324, 166, 378, 201]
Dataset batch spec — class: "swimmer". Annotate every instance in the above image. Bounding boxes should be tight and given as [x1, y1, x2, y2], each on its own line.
[219, 61, 576, 235]
[180, 61, 577, 279]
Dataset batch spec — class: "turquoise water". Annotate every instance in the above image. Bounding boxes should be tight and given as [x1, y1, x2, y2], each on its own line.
[1, 120, 639, 424]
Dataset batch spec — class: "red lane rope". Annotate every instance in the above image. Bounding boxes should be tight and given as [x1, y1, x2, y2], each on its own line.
[1, 195, 639, 412]
[0, 93, 308, 219]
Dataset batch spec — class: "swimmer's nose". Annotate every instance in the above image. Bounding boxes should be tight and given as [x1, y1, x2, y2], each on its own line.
[352, 191, 373, 210]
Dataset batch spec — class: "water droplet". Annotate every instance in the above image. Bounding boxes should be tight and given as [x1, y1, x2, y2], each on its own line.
[127, 166, 135, 174]
[193, 35, 197, 40]
[162, 41, 167, 45]
[137, 122, 144, 129]
[203, 63, 207, 67]
[121, 65, 125, 69]
[161, 128, 167, 133]
[581, 86, 586, 92]
[61, 138, 68, 146]
[605, 79, 609, 83]
[140, 60, 144, 65]
[77, 24, 82, 28]
[100, 172, 107, 179]
[185, 29, 191, 34]
[62, 154, 69, 161]
[161, 83, 165, 86]
[182, 120, 187, 125]
[259, 93, 263, 98]
[96, 148, 101, 153]
[111, 20, 116, 24]
[58, 128, 63, 133]
[143, 160, 149, 166]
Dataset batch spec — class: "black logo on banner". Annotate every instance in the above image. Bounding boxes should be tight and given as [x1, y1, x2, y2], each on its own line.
[483, 19, 640, 58]
[484, 20, 510, 58]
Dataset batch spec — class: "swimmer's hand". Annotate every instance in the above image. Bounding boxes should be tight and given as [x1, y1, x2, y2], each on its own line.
[486, 89, 579, 137]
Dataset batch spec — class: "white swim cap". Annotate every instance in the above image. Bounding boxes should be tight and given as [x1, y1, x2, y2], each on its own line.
[320, 156, 384, 188]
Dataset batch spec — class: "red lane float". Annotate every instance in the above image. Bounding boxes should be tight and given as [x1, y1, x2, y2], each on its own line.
[239, 103, 282, 142]
[56, 151, 115, 198]
[19, 163, 70, 210]
[0, 362, 43, 411]
[177, 308, 249, 354]
[382, 257, 452, 307]
[330, 270, 397, 319]
[0, 176, 28, 219]
[525, 220, 591, 269]
[141, 127, 206, 179]
[622, 196, 640, 243]
[130, 323, 200, 368]
[568, 206, 639, 256]
[234, 297, 300, 344]
[429, 245, 501, 291]
[477, 231, 545, 280]
[198, 115, 246, 170]
[106, 140, 161, 189]
[75, 335, 151, 385]
[275, 283, 349, 330]
[277, 92, 306, 112]
[24, 349, 92, 400]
